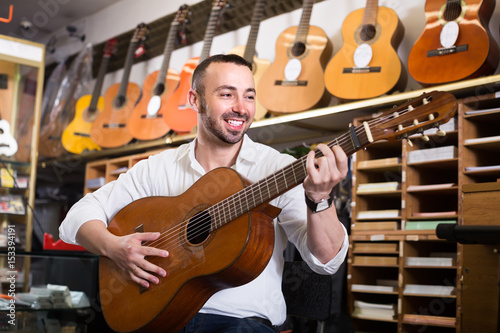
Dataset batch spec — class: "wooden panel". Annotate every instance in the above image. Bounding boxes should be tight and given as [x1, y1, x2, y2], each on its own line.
[461, 183, 500, 332]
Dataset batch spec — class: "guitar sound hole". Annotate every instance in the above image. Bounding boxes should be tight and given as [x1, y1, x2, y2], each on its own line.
[154, 83, 165, 96]
[186, 210, 211, 245]
[114, 95, 126, 108]
[360, 24, 376, 41]
[291, 42, 306, 57]
[443, 1, 462, 22]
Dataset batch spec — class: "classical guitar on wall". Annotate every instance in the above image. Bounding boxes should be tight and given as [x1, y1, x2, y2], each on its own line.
[407, 0, 499, 86]
[257, 0, 332, 114]
[99, 90, 458, 333]
[62, 38, 118, 154]
[163, 0, 228, 133]
[228, 0, 270, 121]
[323, 0, 406, 101]
[90, 23, 147, 148]
[39, 46, 92, 159]
[127, 5, 190, 141]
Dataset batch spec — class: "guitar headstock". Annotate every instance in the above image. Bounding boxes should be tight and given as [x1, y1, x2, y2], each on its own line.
[367, 91, 457, 142]
[103, 38, 118, 57]
[173, 4, 190, 25]
[132, 23, 148, 43]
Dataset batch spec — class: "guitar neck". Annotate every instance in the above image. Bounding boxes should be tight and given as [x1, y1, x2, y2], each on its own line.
[117, 40, 138, 99]
[242, 0, 266, 63]
[200, 3, 225, 62]
[156, 22, 179, 86]
[209, 125, 368, 231]
[362, 0, 379, 27]
[89, 55, 111, 111]
[295, 0, 314, 44]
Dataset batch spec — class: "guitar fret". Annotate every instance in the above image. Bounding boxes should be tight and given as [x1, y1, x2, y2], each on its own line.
[282, 169, 288, 191]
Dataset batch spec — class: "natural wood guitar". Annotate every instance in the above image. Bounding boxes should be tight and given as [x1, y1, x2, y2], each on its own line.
[99, 90, 458, 332]
[324, 0, 406, 101]
[62, 38, 117, 154]
[407, 0, 499, 86]
[163, 0, 228, 133]
[39, 48, 92, 158]
[128, 5, 190, 140]
[257, 0, 332, 114]
[90, 24, 147, 148]
[228, 0, 270, 121]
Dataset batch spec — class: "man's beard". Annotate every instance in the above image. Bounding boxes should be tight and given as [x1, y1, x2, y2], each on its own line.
[198, 98, 250, 144]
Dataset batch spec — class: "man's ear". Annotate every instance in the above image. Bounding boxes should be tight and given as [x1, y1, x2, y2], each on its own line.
[187, 89, 200, 113]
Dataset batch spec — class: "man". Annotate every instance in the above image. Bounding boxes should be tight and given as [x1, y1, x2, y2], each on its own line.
[59, 54, 349, 332]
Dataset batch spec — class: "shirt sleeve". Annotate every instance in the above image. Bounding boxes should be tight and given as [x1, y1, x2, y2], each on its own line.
[276, 184, 349, 275]
[59, 158, 154, 245]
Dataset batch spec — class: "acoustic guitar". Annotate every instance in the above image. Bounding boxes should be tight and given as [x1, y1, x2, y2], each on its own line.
[228, 0, 270, 121]
[90, 23, 147, 148]
[62, 38, 118, 154]
[257, 0, 332, 114]
[323, 0, 406, 101]
[407, 0, 499, 86]
[128, 5, 190, 141]
[39, 47, 92, 158]
[163, 0, 228, 133]
[99, 90, 458, 332]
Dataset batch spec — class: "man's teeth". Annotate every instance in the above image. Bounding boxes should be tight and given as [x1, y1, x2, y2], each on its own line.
[227, 119, 243, 126]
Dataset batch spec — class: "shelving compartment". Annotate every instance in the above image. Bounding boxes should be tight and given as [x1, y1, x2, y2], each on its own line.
[461, 98, 500, 183]
[401, 240, 458, 329]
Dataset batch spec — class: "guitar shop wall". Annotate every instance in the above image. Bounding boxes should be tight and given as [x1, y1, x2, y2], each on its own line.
[33, 0, 500, 274]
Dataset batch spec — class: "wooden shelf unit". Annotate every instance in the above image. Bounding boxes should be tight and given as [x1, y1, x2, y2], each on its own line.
[348, 91, 500, 332]
[84, 149, 164, 194]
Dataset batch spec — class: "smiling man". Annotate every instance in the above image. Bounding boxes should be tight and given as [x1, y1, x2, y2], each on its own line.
[59, 54, 349, 333]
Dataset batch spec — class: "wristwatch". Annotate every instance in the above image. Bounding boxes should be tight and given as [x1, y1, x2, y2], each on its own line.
[305, 189, 335, 213]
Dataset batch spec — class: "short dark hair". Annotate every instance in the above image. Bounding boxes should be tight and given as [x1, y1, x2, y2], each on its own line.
[192, 54, 252, 97]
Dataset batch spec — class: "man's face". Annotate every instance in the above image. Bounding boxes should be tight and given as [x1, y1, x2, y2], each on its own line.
[195, 62, 256, 145]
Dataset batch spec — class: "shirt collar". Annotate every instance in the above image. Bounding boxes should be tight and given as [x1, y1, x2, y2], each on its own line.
[176, 134, 260, 173]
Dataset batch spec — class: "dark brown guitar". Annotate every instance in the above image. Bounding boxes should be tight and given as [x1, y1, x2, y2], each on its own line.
[99, 90, 458, 332]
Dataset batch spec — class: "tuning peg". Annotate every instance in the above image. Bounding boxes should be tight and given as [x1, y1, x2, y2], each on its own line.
[423, 98, 429, 105]
[436, 128, 446, 136]
[413, 119, 419, 126]
[428, 114, 435, 121]
[421, 134, 430, 142]
[406, 138, 413, 147]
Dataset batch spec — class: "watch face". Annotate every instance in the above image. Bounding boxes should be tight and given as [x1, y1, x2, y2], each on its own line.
[316, 199, 331, 212]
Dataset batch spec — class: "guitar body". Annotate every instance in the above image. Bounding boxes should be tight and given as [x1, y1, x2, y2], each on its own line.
[39, 99, 77, 158]
[408, 0, 499, 86]
[324, 6, 406, 101]
[61, 94, 103, 154]
[229, 45, 270, 120]
[163, 57, 199, 133]
[257, 25, 332, 114]
[128, 68, 180, 140]
[0, 120, 18, 157]
[99, 168, 278, 332]
[90, 83, 141, 148]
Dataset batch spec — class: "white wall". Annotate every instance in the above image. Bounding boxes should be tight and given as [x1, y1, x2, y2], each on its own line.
[45, 0, 500, 94]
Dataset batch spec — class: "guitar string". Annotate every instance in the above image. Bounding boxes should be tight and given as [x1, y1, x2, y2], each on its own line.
[143, 101, 430, 252]
[143, 99, 434, 252]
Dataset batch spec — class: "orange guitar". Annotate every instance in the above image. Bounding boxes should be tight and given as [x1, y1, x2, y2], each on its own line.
[39, 46, 92, 159]
[163, 0, 227, 133]
[323, 0, 406, 101]
[228, 0, 270, 121]
[99, 90, 458, 332]
[91, 24, 147, 148]
[62, 38, 117, 154]
[407, 0, 499, 86]
[257, 0, 332, 114]
[128, 5, 190, 141]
